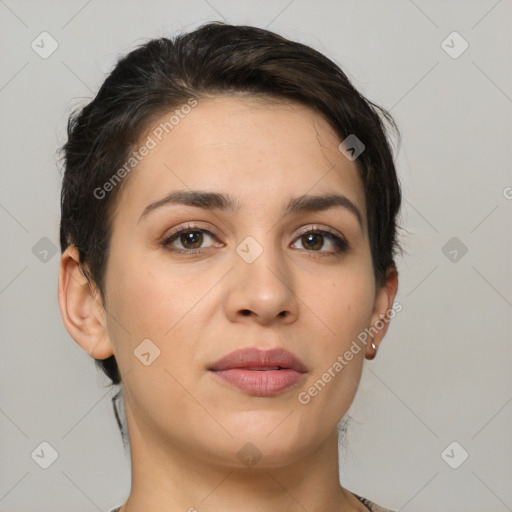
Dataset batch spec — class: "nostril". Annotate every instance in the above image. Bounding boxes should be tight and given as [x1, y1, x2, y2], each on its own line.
[241, 310, 251, 316]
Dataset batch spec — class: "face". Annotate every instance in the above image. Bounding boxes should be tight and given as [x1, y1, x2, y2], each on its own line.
[68, 96, 397, 468]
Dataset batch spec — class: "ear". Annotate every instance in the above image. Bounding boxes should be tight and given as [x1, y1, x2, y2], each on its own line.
[57, 245, 114, 360]
[365, 265, 399, 359]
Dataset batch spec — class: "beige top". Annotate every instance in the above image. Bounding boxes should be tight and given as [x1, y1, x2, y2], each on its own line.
[110, 492, 395, 512]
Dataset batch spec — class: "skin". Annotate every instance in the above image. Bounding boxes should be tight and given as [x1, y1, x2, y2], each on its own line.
[58, 96, 398, 512]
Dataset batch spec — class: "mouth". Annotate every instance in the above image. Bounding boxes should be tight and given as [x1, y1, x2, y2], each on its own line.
[208, 347, 307, 372]
[208, 347, 307, 396]
[245, 366, 283, 370]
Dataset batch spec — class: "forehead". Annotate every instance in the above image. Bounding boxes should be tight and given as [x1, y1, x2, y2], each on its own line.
[114, 95, 366, 226]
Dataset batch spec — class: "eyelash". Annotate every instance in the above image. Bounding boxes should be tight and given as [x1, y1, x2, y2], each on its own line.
[161, 223, 349, 256]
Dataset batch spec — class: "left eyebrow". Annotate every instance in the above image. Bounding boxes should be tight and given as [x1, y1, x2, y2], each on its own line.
[138, 189, 364, 230]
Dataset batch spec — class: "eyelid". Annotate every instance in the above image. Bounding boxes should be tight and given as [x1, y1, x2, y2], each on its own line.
[292, 224, 349, 254]
[162, 222, 222, 254]
[294, 224, 346, 242]
[163, 222, 345, 241]
[164, 221, 218, 239]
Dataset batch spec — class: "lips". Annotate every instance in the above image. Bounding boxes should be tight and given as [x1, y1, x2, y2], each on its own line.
[208, 347, 307, 396]
[208, 347, 307, 373]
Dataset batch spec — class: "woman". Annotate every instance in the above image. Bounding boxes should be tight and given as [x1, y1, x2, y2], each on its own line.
[57, 21, 402, 512]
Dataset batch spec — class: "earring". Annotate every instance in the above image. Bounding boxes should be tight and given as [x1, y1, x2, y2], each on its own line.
[365, 340, 378, 360]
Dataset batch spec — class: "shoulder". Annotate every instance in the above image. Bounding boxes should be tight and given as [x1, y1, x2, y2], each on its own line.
[350, 491, 397, 512]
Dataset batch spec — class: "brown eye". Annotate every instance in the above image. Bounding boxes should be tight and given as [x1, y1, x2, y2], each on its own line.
[163, 227, 219, 254]
[301, 232, 323, 250]
[178, 230, 204, 249]
[291, 228, 348, 254]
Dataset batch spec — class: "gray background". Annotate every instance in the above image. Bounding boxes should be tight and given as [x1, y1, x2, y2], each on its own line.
[1, 0, 511, 511]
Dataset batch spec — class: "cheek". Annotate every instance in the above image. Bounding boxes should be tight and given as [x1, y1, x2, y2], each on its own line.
[106, 249, 189, 338]
[310, 266, 376, 347]
[104, 257, 205, 420]
[102, 250, 174, 377]
[296, 277, 373, 424]
[105, 250, 216, 376]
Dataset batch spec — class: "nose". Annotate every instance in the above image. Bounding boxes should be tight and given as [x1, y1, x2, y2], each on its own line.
[224, 235, 299, 326]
